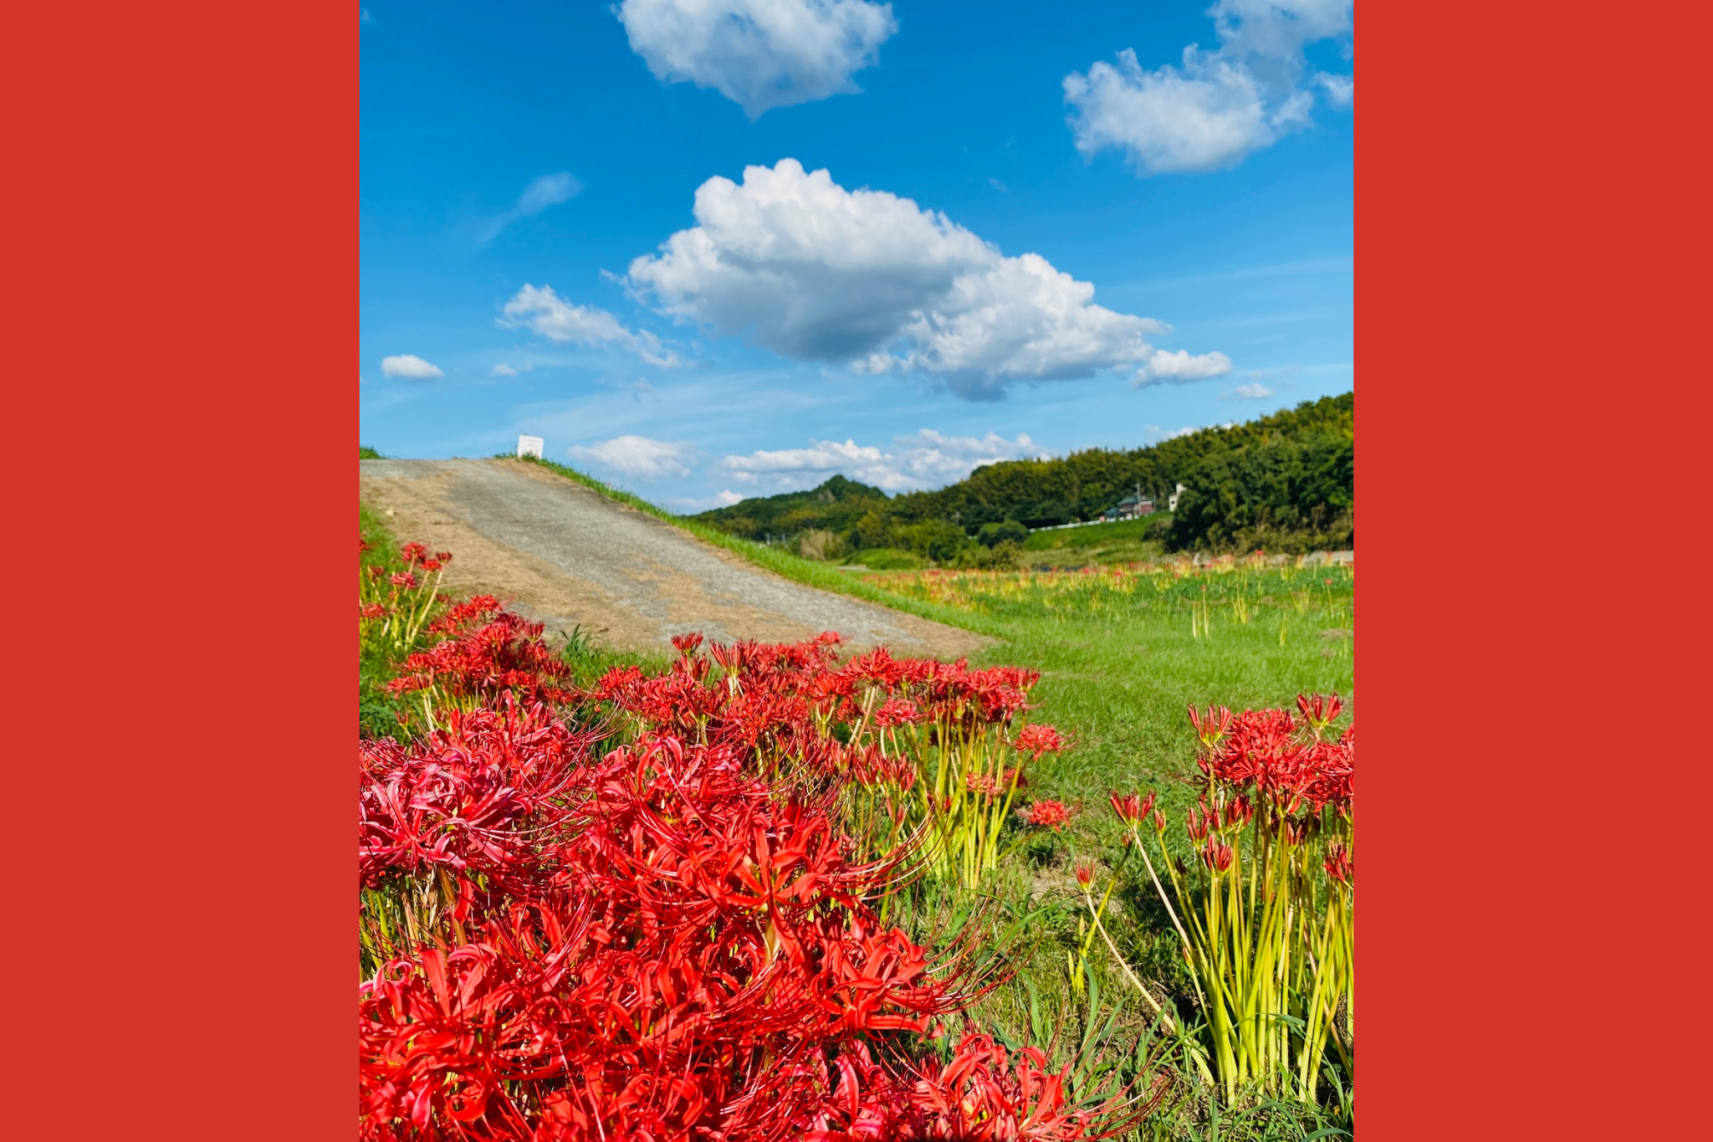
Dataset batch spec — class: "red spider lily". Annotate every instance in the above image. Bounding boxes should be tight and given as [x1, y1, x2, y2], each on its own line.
[1014, 724, 1065, 757]
[872, 698, 922, 727]
[1022, 800, 1072, 830]
[389, 571, 419, 589]
[1187, 705, 1234, 748]
[1295, 693, 1344, 734]
[1199, 837, 1235, 872]
[1324, 841, 1353, 887]
[1074, 861, 1097, 888]
[671, 632, 704, 655]
[1108, 791, 1156, 826]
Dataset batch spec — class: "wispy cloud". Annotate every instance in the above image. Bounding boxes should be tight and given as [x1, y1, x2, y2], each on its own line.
[1122, 256, 1352, 290]
[718, 429, 1046, 493]
[499, 284, 681, 367]
[480, 172, 583, 243]
[670, 489, 746, 511]
[381, 354, 444, 379]
[1133, 348, 1232, 387]
[598, 377, 656, 403]
[1222, 382, 1274, 400]
[567, 435, 697, 479]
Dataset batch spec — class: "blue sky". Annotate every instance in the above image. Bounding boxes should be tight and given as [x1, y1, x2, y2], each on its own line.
[360, 1, 1352, 510]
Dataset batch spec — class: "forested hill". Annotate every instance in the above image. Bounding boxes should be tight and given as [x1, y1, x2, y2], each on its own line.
[692, 392, 1353, 556]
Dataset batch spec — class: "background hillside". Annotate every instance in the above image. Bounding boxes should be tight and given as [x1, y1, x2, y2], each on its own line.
[693, 393, 1353, 565]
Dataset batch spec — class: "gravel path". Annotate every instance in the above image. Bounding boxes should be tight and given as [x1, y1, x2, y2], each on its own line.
[360, 459, 986, 658]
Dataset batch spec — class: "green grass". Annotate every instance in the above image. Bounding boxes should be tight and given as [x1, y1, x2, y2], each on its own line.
[838, 547, 924, 570]
[870, 565, 1353, 812]
[1024, 516, 1163, 551]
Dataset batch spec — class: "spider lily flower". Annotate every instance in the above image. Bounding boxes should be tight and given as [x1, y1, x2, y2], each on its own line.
[1021, 800, 1071, 830]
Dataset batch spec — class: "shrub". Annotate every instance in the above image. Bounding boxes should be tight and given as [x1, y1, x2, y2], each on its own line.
[899, 519, 968, 564]
[847, 547, 923, 571]
[977, 519, 1029, 548]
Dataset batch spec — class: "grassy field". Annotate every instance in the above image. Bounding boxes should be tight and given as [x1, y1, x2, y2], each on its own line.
[866, 563, 1353, 813]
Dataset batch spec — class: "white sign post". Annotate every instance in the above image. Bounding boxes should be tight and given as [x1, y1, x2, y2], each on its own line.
[517, 434, 544, 460]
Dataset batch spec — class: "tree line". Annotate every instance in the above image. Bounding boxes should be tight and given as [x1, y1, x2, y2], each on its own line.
[691, 392, 1353, 560]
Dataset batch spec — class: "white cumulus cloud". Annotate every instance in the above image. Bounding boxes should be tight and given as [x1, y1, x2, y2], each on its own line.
[1064, 1, 1352, 175]
[1133, 348, 1233, 387]
[614, 0, 897, 119]
[627, 159, 1216, 400]
[490, 363, 519, 376]
[718, 429, 1044, 493]
[566, 435, 698, 480]
[1226, 382, 1274, 399]
[481, 172, 583, 243]
[1065, 48, 1310, 174]
[380, 354, 444, 379]
[499, 284, 681, 367]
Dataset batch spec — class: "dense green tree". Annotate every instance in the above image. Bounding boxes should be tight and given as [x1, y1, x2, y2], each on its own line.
[688, 393, 1354, 556]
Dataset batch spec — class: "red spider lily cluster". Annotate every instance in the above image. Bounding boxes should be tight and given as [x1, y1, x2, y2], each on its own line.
[386, 597, 576, 714]
[1101, 696, 1355, 1104]
[1191, 695, 1353, 818]
[361, 535, 455, 657]
[588, 639, 1063, 886]
[359, 553, 1149, 1140]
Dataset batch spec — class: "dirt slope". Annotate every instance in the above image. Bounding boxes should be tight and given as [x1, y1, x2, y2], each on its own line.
[360, 458, 986, 658]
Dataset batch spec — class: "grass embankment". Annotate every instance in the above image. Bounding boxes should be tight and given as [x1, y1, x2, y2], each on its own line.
[1019, 516, 1169, 568]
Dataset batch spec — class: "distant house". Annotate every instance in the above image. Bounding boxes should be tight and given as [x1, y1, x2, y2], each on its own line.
[1104, 493, 1154, 521]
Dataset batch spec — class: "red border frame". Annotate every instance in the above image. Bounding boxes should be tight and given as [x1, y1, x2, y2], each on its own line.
[8, 3, 350, 1136]
[9, 2, 1708, 1137]
[1364, 2, 1707, 1138]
